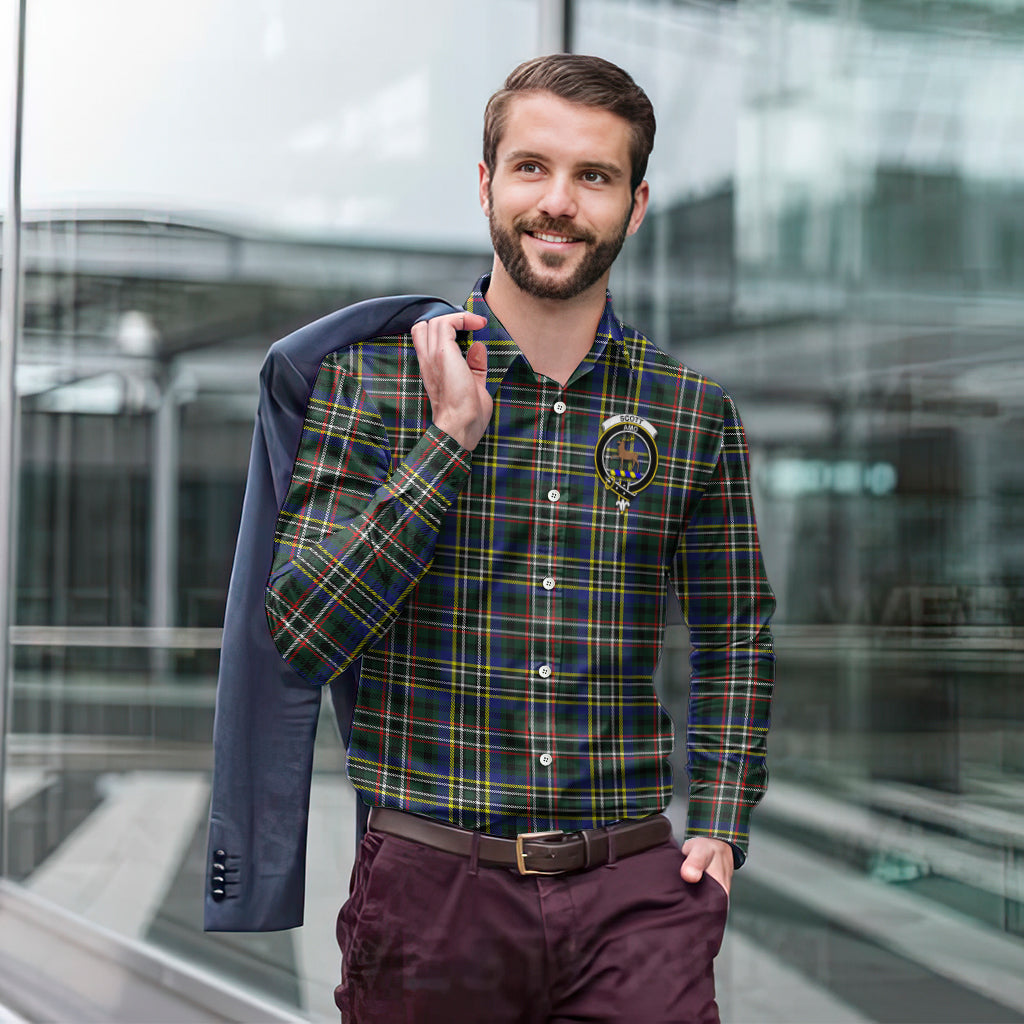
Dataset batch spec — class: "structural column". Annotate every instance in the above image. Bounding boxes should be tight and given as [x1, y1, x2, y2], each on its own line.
[0, 0, 28, 877]
[149, 364, 180, 654]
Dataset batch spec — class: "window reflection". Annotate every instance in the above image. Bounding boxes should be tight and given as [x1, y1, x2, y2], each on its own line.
[580, 0, 1024, 1020]
[7, 2, 534, 1019]
[4, 0, 1024, 1020]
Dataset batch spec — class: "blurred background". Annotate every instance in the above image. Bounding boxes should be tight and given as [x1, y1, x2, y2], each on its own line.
[0, 0, 1023, 1021]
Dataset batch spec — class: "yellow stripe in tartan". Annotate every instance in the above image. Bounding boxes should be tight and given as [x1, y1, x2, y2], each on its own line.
[347, 757, 670, 796]
[268, 281, 773, 854]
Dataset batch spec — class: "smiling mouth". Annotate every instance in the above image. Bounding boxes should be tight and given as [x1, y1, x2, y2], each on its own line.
[529, 231, 580, 244]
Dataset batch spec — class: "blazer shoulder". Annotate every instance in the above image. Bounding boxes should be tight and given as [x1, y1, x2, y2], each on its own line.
[266, 295, 459, 372]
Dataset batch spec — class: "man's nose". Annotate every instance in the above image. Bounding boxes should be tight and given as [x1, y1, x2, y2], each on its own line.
[536, 175, 578, 220]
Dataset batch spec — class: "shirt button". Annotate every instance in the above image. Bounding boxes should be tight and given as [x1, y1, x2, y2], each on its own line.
[553, 401, 567, 414]
[547, 489, 560, 502]
[542, 576, 555, 590]
[539, 753, 553, 767]
[538, 664, 552, 679]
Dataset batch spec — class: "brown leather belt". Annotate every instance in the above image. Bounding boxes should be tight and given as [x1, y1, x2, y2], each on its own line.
[368, 807, 672, 875]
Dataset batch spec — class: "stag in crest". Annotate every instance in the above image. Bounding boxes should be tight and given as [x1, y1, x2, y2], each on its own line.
[615, 437, 641, 474]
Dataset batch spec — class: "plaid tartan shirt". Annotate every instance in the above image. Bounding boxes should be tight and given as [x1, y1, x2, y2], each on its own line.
[266, 276, 775, 862]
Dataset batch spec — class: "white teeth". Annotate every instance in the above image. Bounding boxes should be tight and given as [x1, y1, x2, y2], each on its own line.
[533, 232, 574, 244]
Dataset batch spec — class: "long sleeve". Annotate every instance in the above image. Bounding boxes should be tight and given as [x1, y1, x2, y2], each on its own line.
[265, 359, 471, 687]
[671, 391, 776, 866]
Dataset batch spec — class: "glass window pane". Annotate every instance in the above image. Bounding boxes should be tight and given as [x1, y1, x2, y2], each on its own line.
[0, 1, 12, 214]
[22, 0, 539, 247]
[10, 2, 540, 1019]
[576, 1, 1024, 1020]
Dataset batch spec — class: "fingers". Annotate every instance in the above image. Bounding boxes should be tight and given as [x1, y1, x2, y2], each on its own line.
[411, 312, 488, 386]
[679, 843, 712, 883]
[411, 312, 488, 375]
[411, 310, 487, 344]
[410, 310, 493, 452]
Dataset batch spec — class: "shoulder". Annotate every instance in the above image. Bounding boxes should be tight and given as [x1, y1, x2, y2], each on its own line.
[617, 318, 731, 420]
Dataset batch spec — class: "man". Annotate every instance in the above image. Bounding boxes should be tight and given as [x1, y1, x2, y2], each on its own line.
[266, 54, 775, 1023]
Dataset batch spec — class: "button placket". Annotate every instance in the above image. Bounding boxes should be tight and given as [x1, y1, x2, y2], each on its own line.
[532, 384, 566, 799]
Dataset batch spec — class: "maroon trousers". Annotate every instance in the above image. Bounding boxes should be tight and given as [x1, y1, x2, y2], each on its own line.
[335, 827, 728, 1023]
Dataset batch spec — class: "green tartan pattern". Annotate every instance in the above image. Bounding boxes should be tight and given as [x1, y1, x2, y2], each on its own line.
[266, 277, 775, 858]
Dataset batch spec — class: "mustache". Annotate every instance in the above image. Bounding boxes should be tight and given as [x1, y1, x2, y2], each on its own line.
[513, 216, 595, 245]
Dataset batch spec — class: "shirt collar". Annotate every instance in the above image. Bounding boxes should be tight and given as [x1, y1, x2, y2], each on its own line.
[462, 274, 638, 394]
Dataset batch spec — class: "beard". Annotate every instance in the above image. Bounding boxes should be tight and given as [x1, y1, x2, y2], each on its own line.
[488, 189, 631, 301]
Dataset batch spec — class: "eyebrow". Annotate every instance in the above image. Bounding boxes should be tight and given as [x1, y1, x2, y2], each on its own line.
[502, 150, 626, 181]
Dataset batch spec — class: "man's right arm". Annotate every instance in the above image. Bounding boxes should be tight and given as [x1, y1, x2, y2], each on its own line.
[265, 310, 488, 687]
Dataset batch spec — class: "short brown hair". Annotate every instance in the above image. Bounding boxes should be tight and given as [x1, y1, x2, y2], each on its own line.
[483, 54, 656, 193]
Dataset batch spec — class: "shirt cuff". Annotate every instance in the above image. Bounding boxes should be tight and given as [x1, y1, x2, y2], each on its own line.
[684, 791, 753, 868]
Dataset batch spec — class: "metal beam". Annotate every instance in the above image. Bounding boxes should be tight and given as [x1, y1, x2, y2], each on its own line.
[0, 0, 28, 880]
[537, 0, 571, 52]
[149, 365, 179, 638]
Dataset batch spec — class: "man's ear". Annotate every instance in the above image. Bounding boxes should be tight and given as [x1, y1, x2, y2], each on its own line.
[626, 180, 650, 237]
[478, 162, 491, 216]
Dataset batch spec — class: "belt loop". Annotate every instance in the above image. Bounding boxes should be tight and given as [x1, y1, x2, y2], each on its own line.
[581, 829, 593, 870]
[468, 831, 480, 877]
[606, 828, 618, 869]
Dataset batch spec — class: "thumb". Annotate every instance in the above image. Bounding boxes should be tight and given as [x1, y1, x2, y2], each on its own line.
[680, 857, 706, 883]
[680, 842, 710, 883]
[466, 340, 488, 376]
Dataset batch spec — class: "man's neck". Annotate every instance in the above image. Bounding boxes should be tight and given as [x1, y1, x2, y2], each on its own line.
[484, 260, 609, 388]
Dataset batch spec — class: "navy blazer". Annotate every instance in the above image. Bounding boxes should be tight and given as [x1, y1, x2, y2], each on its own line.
[204, 295, 459, 932]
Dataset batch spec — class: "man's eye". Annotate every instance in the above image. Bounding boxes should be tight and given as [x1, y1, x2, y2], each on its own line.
[582, 171, 607, 184]
[518, 162, 541, 174]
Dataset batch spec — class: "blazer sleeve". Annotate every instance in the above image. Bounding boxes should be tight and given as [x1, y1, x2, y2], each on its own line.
[204, 296, 457, 932]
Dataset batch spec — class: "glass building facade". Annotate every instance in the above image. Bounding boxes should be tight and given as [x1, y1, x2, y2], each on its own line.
[1, 1, 1023, 1020]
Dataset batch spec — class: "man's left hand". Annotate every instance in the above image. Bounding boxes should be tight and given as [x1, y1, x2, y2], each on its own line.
[679, 836, 734, 896]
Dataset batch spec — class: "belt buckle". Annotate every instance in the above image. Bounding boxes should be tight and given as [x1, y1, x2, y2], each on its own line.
[515, 830, 565, 875]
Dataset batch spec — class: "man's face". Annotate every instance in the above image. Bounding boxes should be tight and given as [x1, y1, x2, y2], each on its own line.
[480, 92, 649, 302]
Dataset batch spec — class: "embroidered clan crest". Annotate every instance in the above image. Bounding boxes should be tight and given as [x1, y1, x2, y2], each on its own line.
[594, 414, 658, 516]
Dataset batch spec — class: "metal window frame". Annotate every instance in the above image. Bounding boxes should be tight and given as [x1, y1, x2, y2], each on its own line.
[538, 0, 573, 52]
[0, 0, 27, 881]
